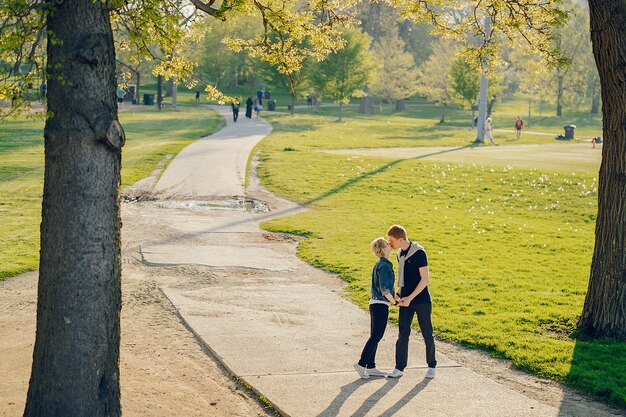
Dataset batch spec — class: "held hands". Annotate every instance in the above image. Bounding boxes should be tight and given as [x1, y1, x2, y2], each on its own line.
[392, 293, 410, 307]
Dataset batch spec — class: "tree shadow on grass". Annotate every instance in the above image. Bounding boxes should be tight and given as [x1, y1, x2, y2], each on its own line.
[139, 143, 477, 244]
[301, 143, 477, 208]
[559, 336, 626, 414]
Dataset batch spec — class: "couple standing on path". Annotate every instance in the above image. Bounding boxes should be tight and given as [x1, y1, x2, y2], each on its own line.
[355, 225, 437, 381]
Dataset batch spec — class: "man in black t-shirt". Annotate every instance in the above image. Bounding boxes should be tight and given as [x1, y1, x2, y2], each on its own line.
[386, 224, 437, 379]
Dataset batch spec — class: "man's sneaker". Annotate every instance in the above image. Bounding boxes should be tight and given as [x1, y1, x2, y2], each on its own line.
[354, 364, 370, 379]
[425, 367, 436, 379]
[387, 368, 404, 378]
[366, 368, 387, 377]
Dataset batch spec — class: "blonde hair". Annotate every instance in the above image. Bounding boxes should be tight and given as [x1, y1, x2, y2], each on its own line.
[371, 237, 388, 258]
[387, 224, 407, 240]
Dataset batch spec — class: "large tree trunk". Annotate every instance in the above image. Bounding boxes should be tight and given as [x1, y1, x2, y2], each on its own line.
[24, 0, 124, 415]
[579, 0, 626, 340]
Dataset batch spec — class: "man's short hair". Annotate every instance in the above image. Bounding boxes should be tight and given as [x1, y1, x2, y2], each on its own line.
[371, 237, 388, 258]
[387, 225, 407, 240]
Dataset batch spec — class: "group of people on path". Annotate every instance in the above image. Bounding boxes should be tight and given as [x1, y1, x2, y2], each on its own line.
[483, 115, 524, 146]
[355, 224, 437, 380]
[229, 95, 262, 122]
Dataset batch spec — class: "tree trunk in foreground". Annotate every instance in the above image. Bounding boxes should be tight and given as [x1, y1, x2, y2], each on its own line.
[24, 0, 124, 415]
[579, 0, 626, 340]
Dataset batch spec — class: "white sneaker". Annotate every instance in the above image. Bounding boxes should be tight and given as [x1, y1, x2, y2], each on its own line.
[354, 364, 370, 379]
[366, 368, 387, 377]
[387, 368, 404, 378]
[425, 367, 436, 379]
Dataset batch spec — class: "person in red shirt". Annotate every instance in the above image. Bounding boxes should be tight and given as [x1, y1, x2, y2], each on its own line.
[515, 116, 524, 139]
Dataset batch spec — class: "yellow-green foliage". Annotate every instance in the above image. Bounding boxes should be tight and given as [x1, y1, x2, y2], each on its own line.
[0, 107, 222, 279]
[258, 113, 625, 407]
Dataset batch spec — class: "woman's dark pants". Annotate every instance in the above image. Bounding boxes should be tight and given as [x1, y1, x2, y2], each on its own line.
[358, 303, 389, 369]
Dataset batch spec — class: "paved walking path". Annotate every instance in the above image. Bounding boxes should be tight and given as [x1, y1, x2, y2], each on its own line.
[138, 106, 620, 417]
[322, 143, 602, 173]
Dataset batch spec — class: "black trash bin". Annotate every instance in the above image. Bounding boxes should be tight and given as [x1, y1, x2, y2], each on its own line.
[564, 125, 576, 140]
[265, 90, 271, 100]
[267, 100, 276, 111]
[143, 94, 154, 105]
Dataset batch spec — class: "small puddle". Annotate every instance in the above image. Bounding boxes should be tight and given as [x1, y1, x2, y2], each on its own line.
[156, 198, 269, 213]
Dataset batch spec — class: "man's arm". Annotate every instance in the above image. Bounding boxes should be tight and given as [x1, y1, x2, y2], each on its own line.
[399, 266, 430, 306]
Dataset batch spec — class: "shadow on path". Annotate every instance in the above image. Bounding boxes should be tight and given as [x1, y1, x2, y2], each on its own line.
[315, 377, 432, 417]
[377, 378, 432, 417]
[316, 378, 399, 417]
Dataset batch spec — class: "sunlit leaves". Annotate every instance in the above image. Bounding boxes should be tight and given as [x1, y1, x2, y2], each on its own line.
[307, 29, 377, 105]
[369, 31, 421, 103]
[386, 0, 569, 69]
[223, 0, 355, 78]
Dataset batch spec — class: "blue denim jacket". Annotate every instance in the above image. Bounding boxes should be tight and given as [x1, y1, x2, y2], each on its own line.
[371, 257, 395, 301]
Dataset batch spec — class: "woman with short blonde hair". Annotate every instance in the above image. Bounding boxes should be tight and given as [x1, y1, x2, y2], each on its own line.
[354, 237, 398, 379]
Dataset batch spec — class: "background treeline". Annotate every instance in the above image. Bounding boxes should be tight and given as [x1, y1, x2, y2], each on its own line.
[169, 0, 599, 120]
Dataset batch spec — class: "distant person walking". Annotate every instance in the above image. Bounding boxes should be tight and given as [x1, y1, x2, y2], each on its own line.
[386, 225, 437, 380]
[195, 90, 200, 103]
[485, 117, 497, 146]
[354, 237, 398, 379]
[515, 116, 524, 139]
[254, 99, 262, 118]
[231, 101, 240, 122]
[245, 97, 253, 119]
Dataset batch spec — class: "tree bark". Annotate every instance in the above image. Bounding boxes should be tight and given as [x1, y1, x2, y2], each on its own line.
[579, 0, 626, 340]
[338, 102, 343, 122]
[157, 74, 163, 111]
[360, 86, 373, 115]
[556, 75, 563, 117]
[136, 70, 141, 105]
[395, 99, 405, 111]
[24, 0, 123, 415]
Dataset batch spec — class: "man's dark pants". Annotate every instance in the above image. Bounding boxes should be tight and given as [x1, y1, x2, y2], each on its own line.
[395, 302, 436, 370]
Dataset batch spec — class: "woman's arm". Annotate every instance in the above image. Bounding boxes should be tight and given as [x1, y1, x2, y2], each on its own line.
[378, 263, 398, 305]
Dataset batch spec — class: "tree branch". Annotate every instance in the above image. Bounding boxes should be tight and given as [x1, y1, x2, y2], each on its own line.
[189, 0, 221, 17]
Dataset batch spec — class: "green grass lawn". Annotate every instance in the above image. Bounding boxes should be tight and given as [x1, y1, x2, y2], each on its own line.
[0, 105, 222, 279]
[256, 112, 625, 408]
[268, 92, 603, 141]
